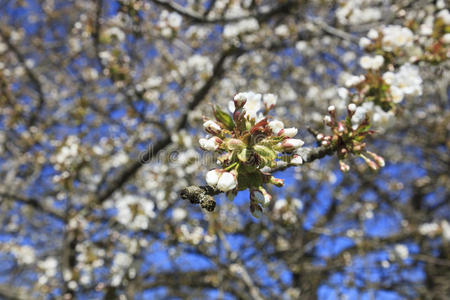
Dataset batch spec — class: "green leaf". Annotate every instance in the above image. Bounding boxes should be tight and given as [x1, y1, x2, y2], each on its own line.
[253, 145, 277, 161]
[214, 106, 234, 130]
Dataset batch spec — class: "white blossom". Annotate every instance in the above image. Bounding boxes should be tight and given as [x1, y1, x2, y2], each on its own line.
[392, 244, 409, 260]
[348, 103, 357, 112]
[199, 137, 220, 151]
[291, 155, 303, 166]
[419, 222, 440, 236]
[381, 25, 414, 52]
[437, 9, 450, 25]
[359, 55, 384, 70]
[367, 29, 379, 40]
[390, 64, 423, 98]
[283, 127, 298, 138]
[168, 12, 182, 28]
[217, 172, 237, 192]
[268, 120, 284, 135]
[223, 18, 259, 38]
[206, 169, 221, 187]
[263, 93, 277, 109]
[172, 208, 187, 222]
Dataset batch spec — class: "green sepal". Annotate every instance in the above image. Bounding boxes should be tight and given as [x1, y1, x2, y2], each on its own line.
[237, 148, 249, 162]
[253, 144, 277, 161]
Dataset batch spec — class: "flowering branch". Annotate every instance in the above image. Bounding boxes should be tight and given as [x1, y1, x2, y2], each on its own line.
[182, 91, 382, 216]
[180, 143, 336, 210]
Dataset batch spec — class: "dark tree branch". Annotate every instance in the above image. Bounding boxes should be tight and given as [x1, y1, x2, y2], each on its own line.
[0, 192, 65, 220]
[95, 47, 244, 204]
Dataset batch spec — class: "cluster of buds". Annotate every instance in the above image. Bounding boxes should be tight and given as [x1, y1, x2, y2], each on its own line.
[199, 92, 305, 217]
[318, 104, 385, 172]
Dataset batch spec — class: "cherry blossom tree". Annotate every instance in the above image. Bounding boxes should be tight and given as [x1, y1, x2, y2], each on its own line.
[0, 0, 448, 299]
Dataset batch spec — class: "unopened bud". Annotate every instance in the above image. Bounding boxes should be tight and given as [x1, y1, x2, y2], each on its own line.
[283, 127, 298, 138]
[206, 169, 221, 187]
[281, 138, 304, 151]
[328, 105, 336, 113]
[337, 122, 345, 133]
[217, 171, 238, 192]
[361, 154, 378, 170]
[339, 160, 350, 172]
[321, 140, 330, 146]
[290, 154, 303, 166]
[263, 93, 277, 110]
[203, 120, 221, 135]
[233, 93, 247, 108]
[323, 115, 332, 125]
[348, 103, 357, 113]
[316, 133, 324, 141]
[268, 120, 284, 135]
[226, 138, 245, 150]
[367, 151, 385, 167]
[270, 176, 284, 187]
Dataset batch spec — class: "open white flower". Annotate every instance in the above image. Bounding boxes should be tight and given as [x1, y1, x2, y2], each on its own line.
[390, 86, 404, 103]
[359, 55, 384, 70]
[382, 25, 414, 52]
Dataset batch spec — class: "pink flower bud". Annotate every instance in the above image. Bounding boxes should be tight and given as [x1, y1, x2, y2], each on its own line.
[233, 93, 247, 108]
[316, 133, 324, 141]
[367, 151, 385, 167]
[360, 154, 378, 170]
[270, 176, 284, 187]
[281, 138, 304, 151]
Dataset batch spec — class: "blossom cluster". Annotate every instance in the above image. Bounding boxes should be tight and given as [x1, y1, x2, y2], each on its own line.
[318, 104, 385, 172]
[199, 92, 304, 217]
